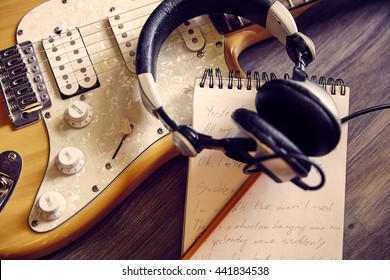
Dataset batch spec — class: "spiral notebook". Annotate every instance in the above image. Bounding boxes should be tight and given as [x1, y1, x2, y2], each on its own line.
[182, 69, 350, 260]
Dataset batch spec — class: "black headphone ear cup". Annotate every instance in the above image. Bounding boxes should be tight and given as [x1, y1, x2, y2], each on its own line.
[256, 79, 341, 156]
[231, 108, 311, 178]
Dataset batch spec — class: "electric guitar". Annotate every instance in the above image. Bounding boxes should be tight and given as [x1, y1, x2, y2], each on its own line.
[0, 0, 316, 259]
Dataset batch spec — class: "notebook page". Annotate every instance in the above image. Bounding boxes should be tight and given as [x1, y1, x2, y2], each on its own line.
[183, 78, 350, 259]
[182, 77, 257, 252]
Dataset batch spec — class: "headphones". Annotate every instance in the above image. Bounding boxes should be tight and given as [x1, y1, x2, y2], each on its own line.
[136, 0, 341, 190]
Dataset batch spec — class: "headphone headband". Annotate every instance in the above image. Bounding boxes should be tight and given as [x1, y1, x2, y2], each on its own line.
[134, 0, 338, 189]
[136, 0, 293, 76]
[136, 0, 300, 121]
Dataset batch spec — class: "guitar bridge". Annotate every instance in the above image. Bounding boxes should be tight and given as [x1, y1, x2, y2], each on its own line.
[0, 41, 51, 128]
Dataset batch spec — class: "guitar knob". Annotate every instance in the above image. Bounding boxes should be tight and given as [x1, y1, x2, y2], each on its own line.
[56, 147, 85, 175]
[37, 191, 66, 220]
[65, 100, 93, 128]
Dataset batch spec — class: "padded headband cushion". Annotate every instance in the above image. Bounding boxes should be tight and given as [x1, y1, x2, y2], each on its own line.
[255, 79, 341, 156]
[231, 108, 311, 177]
[136, 0, 275, 77]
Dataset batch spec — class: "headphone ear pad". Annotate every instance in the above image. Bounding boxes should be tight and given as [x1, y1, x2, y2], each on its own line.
[231, 108, 311, 178]
[256, 79, 341, 156]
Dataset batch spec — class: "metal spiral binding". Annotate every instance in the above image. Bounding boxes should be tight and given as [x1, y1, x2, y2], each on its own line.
[311, 75, 346, 95]
[199, 68, 346, 95]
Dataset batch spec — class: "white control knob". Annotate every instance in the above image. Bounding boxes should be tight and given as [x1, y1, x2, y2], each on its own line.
[65, 100, 93, 128]
[56, 147, 85, 175]
[37, 191, 66, 220]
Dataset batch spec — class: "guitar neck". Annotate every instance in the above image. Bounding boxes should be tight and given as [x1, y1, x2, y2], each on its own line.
[210, 0, 318, 35]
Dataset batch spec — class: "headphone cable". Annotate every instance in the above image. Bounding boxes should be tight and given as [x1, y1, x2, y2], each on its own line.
[341, 103, 390, 123]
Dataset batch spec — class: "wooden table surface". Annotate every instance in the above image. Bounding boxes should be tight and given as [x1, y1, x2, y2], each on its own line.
[1, 0, 389, 260]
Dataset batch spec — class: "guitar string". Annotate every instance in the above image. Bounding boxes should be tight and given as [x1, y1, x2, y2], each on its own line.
[12, 0, 304, 81]
[18, 2, 217, 64]
[16, 0, 203, 63]
[9, 0, 304, 99]
[20, 3, 173, 66]
[15, 0, 303, 76]
[12, 0, 305, 55]
[11, 20, 220, 100]
[15, 18, 220, 95]
[30, 23, 216, 94]
[32, 0, 304, 46]
[19, 0, 299, 52]
[30, 16, 216, 64]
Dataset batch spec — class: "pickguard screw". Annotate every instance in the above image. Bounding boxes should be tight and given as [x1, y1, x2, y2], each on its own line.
[32, 220, 39, 227]
[105, 163, 112, 170]
[54, 27, 61, 34]
[44, 112, 51, 118]
[80, 94, 86, 101]
[17, 29, 24, 36]
[62, 0, 68, 4]
[197, 51, 204, 58]
[157, 128, 164, 134]
[8, 152, 17, 161]
[216, 41, 223, 48]
[92, 185, 99, 192]
[110, 7, 116, 12]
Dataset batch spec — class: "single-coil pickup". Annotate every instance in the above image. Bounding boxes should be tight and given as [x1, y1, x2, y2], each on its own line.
[178, 20, 205, 52]
[108, 3, 159, 73]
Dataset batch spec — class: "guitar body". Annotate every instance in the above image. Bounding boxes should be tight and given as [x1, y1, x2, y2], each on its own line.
[0, 0, 313, 259]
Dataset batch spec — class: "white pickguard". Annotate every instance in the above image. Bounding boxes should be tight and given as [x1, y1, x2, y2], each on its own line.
[16, 0, 228, 232]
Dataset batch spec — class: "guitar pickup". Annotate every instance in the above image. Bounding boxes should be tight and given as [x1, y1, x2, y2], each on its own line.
[178, 19, 205, 52]
[108, 2, 160, 73]
[42, 28, 99, 99]
[0, 41, 51, 128]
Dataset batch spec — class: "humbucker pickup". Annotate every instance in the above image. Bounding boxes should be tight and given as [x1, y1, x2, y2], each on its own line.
[42, 28, 99, 99]
[0, 41, 51, 128]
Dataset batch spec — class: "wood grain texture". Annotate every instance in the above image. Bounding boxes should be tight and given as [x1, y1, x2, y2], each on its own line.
[0, 0, 388, 259]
